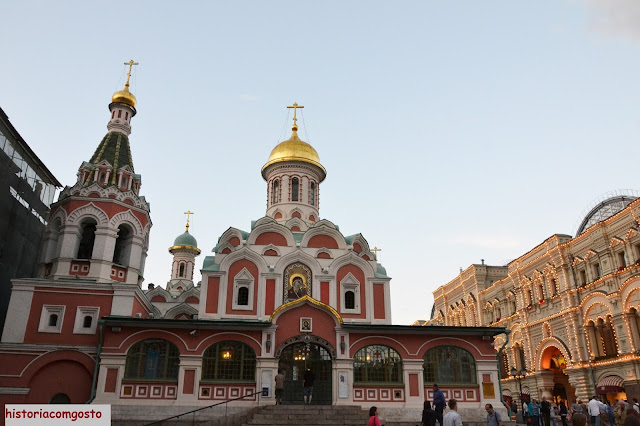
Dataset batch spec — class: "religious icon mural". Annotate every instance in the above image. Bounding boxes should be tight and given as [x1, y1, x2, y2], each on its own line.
[284, 263, 312, 302]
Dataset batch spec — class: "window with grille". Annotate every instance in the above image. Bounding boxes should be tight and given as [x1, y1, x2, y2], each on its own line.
[237, 287, 249, 306]
[423, 346, 477, 385]
[345, 291, 355, 309]
[202, 341, 256, 382]
[353, 345, 402, 383]
[124, 339, 180, 380]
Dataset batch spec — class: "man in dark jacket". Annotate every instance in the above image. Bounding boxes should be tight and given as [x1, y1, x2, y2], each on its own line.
[542, 397, 552, 426]
[433, 384, 446, 426]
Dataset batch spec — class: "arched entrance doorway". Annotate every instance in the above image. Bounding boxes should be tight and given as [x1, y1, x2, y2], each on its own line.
[277, 337, 333, 405]
[540, 346, 574, 404]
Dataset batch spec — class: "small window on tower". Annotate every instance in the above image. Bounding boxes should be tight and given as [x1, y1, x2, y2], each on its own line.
[99, 172, 106, 184]
[112, 111, 115, 119]
[118, 110, 122, 118]
[272, 180, 279, 204]
[310, 182, 316, 206]
[179, 263, 185, 278]
[291, 178, 299, 201]
[121, 175, 128, 188]
[125, 112, 129, 120]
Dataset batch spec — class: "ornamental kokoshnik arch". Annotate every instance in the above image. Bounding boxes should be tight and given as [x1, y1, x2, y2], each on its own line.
[284, 263, 312, 302]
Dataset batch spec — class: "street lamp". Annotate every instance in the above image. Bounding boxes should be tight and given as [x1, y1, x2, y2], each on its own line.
[510, 367, 527, 410]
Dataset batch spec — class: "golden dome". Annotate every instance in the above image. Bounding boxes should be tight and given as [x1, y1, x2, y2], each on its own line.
[111, 86, 137, 108]
[261, 126, 326, 181]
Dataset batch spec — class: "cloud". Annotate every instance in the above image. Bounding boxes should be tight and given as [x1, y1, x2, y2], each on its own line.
[239, 94, 259, 102]
[581, 0, 640, 43]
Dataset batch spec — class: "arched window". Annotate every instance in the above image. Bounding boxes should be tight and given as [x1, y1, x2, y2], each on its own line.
[272, 180, 279, 204]
[291, 178, 299, 201]
[499, 351, 509, 379]
[179, 263, 185, 278]
[112, 224, 133, 266]
[354, 345, 402, 383]
[83, 315, 92, 328]
[48, 314, 58, 327]
[310, 182, 316, 206]
[237, 287, 249, 306]
[124, 339, 180, 380]
[202, 341, 256, 381]
[49, 393, 71, 404]
[76, 219, 97, 259]
[423, 346, 477, 385]
[345, 291, 355, 309]
[513, 343, 526, 370]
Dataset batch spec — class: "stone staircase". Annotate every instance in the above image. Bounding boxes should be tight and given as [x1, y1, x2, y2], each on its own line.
[243, 405, 370, 426]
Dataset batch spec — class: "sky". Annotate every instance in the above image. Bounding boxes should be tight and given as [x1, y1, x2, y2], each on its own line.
[2, 1, 640, 325]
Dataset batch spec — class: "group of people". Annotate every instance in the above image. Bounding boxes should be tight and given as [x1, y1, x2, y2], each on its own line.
[273, 368, 315, 406]
[521, 396, 640, 426]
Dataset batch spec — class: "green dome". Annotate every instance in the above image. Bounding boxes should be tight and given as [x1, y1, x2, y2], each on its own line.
[173, 231, 198, 248]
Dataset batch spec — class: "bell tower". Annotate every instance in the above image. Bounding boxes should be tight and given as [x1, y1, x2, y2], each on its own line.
[262, 103, 326, 226]
[37, 61, 151, 286]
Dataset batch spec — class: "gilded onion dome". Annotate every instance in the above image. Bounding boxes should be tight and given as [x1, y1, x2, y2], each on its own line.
[261, 124, 326, 181]
[111, 86, 137, 108]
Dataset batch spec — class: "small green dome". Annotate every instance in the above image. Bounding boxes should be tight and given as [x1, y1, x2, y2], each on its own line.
[173, 231, 198, 248]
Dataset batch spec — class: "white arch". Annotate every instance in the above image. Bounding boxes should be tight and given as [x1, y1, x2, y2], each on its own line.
[328, 252, 376, 278]
[109, 210, 144, 236]
[66, 203, 109, 226]
[247, 222, 296, 247]
[219, 246, 269, 272]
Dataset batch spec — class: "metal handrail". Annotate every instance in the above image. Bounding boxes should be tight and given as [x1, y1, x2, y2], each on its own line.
[144, 390, 263, 426]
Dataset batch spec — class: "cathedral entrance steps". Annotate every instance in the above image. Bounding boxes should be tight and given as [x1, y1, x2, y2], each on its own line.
[242, 405, 369, 426]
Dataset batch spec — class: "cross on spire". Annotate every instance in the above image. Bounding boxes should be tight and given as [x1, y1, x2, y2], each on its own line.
[123, 60, 139, 89]
[372, 246, 382, 261]
[287, 102, 304, 129]
[184, 210, 194, 232]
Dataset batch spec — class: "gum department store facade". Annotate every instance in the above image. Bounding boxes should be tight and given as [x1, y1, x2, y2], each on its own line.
[430, 194, 640, 408]
[0, 68, 506, 423]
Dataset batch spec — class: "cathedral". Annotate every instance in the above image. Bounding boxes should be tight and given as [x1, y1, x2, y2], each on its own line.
[0, 65, 505, 423]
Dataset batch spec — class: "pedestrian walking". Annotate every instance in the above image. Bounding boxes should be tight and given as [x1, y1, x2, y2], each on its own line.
[542, 397, 552, 426]
[423, 401, 436, 426]
[368, 406, 382, 426]
[486, 403, 504, 426]
[303, 368, 314, 405]
[433, 384, 446, 426]
[274, 370, 284, 405]
[443, 399, 463, 426]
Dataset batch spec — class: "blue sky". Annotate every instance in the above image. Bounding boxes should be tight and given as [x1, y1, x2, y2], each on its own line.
[2, 1, 639, 324]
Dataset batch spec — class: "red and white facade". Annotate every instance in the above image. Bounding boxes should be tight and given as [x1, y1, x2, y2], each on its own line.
[0, 80, 505, 424]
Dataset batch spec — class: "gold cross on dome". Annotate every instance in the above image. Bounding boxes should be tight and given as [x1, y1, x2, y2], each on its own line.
[372, 246, 382, 261]
[184, 210, 194, 232]
[123, 60, 139, 88]
[287, 102, 304, 128]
